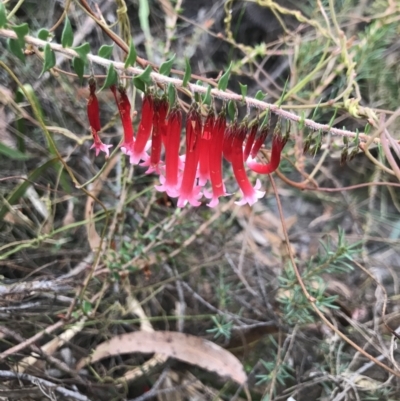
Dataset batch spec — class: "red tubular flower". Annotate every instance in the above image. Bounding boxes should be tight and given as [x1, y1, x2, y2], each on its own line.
[243, 121, 258, 161]
[230, 122, 265, 206]
[155, 108, 182, 196]
[144, 98, 168, 174]
[198, 112, 214, 186]
[250, 124, 269, 159]
[206, 114, 228, 208]
[177, 107, 202, 207]
[87, 79, 112, 157]
[247, 134, 288, 174]
[223, 124, 235, 162]
[110, 85, 135, 156]
[130, 93, 154, 164]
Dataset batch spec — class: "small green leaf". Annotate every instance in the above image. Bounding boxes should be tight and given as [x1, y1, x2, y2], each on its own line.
[0, 143, 31, 160]
[124, 39, 137, 68]
[7, 39, 25, 63]
[133, 77, 145, 92]
[73, 42, 90, 64]
[132, 64, 153, 92]
[98, 44, 114, 59]
[202, 85, 212, 106]
[167, 83, 176, 106]
[135, 65, 152, 84]
[182, 57, 191, 87]
[13, 23, 29, 45]
[0, 3, 7, 28]
[0, 158, 58, 221]
[227, 100, 236, 121]
[255, 90, 264, 101]
[218, 62, 232, 91]
[37, 28, 50, 41]
[82, 300, 93, 314]
[159, 54, 175, 76]
[61, 16, 73, 48]
[73, 57, 85, 84]
[239, 82, 247, 101]
[20, 84, 44, 122]
[100, 63, 118, 91]
[40, 43, 56, 77]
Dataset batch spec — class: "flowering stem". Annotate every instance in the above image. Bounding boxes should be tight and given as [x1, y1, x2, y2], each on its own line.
[0, 28, 379, 145]
[248, 135, 288, 174]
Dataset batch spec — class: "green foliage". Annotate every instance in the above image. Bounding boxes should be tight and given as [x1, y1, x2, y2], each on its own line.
[182, 57, 191, 87]
[40, 43, 56, 77]
[61, 16, 73, 48]
[255, 90, 264, 101]
[72, 57, 85, 83]
[73, 42, 90, 64]
[202, 85, 212, 106]
[100, 63, 118, 90]
[124, 39, 137, 68]
[0, 142, 30, 160]
[37, 28, 50, 41]
[7, 38, 25, 63]
[206, 316, 233, 341]
[159, 54, 176, 76]
[255, 337, 293, 391]
[98, 44, 114, 59]
[218, 62, 232, 91]
[13, 23, 29, 45]
[133, 65, 152, 92]
[239, 82, 247, 101]
[278, 228, 360, 325]
[0, 3, 7, 28]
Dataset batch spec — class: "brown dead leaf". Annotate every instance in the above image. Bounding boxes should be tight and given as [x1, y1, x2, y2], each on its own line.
[77, 331, 247, 385]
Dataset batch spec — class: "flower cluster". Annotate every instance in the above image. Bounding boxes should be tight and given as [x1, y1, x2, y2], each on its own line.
[87, 84, 289, 208]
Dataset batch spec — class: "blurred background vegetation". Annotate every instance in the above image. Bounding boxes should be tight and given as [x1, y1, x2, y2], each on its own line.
[0, 0, 400, 400]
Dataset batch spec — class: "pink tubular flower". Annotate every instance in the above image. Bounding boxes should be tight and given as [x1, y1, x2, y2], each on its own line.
[130, 93, 154, 164]
[243, 121, 258, 161]
[206, 113, 228, 208]
[155, 108, 182, 196]
[90, 128, 112, 157]
[223, 123, 235, 162]
[177, 107, 202, 207]
[144, 98, 168, 174]
[87, 79, 112, 157]
[198, 112, 214, 186]
[110, 85, 135, 156]
[230, 122, 265, 206]
[247, 134, 288, 174]
[250, 124, 269, 159]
